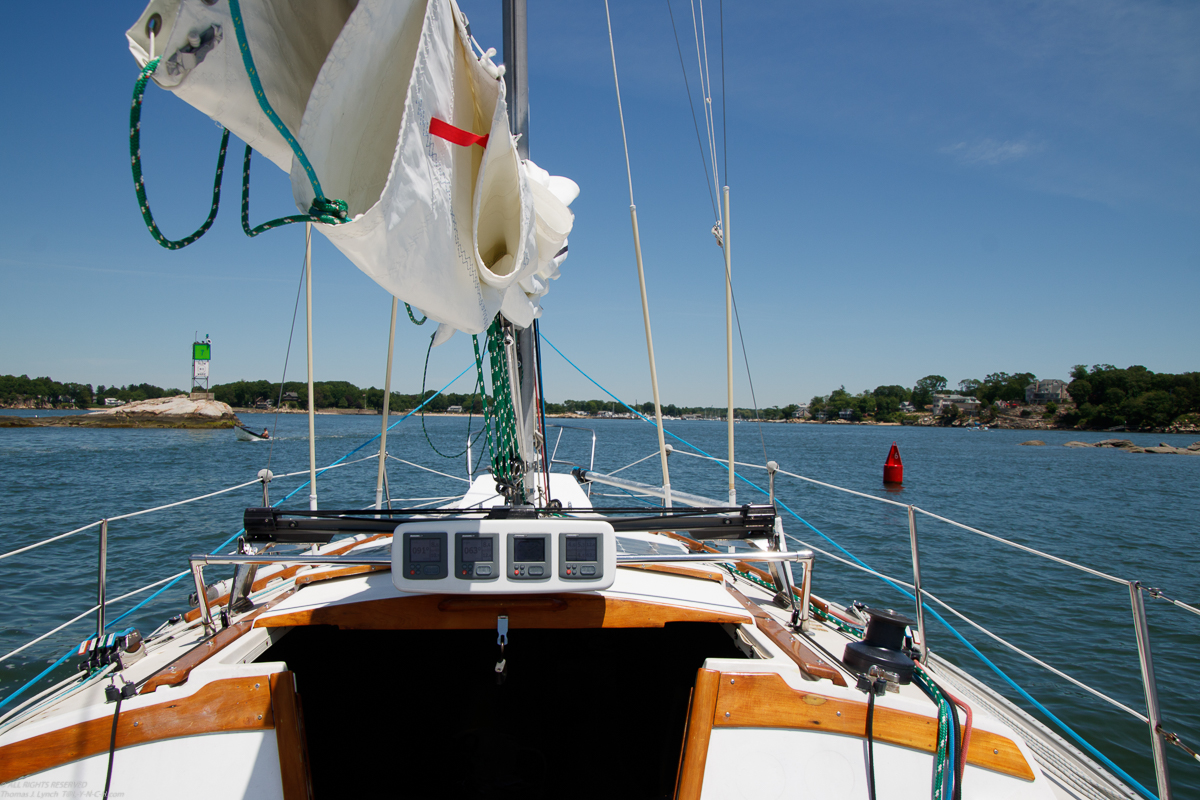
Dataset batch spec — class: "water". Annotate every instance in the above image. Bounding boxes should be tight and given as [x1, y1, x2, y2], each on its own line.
[1, 412, 1196, 795]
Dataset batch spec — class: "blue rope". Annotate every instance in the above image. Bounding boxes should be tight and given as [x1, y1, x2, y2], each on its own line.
[538, 329, 1158, 800]
[95, 362, 476, 642]
[0, 628, 133, 713]
[0, 648, 75, 712]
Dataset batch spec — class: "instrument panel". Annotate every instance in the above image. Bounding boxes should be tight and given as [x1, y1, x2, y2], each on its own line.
[392, 519, 615, 594]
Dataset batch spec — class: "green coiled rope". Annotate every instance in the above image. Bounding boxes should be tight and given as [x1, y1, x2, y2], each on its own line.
[129, 57, 229, 249]
[129, 1, 351, 250]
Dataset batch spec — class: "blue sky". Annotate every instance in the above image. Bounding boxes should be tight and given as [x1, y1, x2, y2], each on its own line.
[0, 1, 1196, 408]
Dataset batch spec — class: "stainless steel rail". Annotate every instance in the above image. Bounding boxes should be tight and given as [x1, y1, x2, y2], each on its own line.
[187, 549, 816, 632]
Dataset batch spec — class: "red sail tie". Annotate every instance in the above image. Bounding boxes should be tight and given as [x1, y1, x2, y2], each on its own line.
[429, 117, 489, 149]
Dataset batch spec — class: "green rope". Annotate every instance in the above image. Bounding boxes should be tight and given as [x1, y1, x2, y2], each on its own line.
[129, 57, 229, 249]
[471, 333, 494, 476]
[226, 0, 348, 232]
[227, 0, 340, 210]
[484, 318, 525, 502]
[418, 334, 486, 460]
[406, 304, 427, 325]
[915, 666, 954, 800]
[240, 146, 348, 236]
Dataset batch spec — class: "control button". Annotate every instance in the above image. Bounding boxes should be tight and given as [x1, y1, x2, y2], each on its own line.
[422, 565, 439, 576]
[476, 565, 492, 577]
[581, 565, 596, 576]
[513, 568, 520, 576]
[409, 568, 417, 576]
[529, 566, 544, 577]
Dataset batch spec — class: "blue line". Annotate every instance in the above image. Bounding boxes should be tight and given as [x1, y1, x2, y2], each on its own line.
[103, 362, 475, 637]
[538, 329, 1158, 800]
[273, 361, 475, 506]
[0, 627, 132, 712]
[0, 648, 75, 711]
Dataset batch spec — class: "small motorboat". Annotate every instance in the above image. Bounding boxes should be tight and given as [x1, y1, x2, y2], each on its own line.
[234, 425, 268, 442]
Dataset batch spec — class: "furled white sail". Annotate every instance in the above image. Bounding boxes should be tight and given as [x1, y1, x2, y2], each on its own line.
[126, 0, 576, 339]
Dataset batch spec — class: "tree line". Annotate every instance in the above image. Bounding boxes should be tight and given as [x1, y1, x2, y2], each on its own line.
[0, 375, 182, 409]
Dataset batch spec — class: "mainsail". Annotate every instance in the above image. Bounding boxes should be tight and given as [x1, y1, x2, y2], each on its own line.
[126, 0, 576, 339]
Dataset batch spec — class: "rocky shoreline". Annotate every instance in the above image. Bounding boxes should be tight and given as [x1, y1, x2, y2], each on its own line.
[1021, 438, 1200, 455]
[0, 396, 240, 429]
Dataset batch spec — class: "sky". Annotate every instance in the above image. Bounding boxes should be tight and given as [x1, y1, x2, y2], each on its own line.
[0, 1, 1196, 408]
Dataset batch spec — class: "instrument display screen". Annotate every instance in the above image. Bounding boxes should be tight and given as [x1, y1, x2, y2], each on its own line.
[514, 537, 545, 563]
[565, 537, 597, 562]
[461, 537, 493, 562]
[409, 537, 441, 563]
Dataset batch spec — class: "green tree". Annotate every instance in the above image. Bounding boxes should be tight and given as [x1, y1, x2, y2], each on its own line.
[911, 375, 947, 410]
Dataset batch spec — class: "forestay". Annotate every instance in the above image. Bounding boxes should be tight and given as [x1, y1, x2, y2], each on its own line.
[126, 0, 577, 339]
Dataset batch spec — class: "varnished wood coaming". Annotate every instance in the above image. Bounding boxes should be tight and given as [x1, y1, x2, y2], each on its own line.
[713, 671, 1035, 781]
[725, 585, 848, 686]
[675, 668, 721, 800]
[254, 592, 753, 631]
[140, 589, 296, 694]
[270, 671, 313, 800]
[0, 675, 278, 784]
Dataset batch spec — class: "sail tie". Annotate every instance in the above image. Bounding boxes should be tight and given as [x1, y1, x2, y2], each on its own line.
[429, 118, 490, 149]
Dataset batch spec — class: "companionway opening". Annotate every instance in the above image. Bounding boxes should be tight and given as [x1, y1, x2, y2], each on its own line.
[259, 623, 745, 799]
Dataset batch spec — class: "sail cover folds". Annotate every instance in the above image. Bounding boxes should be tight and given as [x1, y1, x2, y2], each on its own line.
[127, 0, 576, 339]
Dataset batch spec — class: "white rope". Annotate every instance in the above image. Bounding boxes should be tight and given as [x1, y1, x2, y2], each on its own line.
[919, 587, 1149, 723]
[0, 521, 103, 563]
[603, 0, 636, 207]
[0, 478, 262, 562]
[689, 0, 722, 207]
[608, 450, 660, 475]
[913, 508, 1127, 586]
[0, 454, 391, 564]
[666, 448, 1129, 583]
[0, 571, 188, 665]
[385, 454, 471, 484]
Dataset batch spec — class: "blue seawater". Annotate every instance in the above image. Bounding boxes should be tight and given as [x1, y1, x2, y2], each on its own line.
[0, 412, 1196, 795]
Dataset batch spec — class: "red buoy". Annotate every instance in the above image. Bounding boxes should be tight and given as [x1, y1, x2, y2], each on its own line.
[883, 442, 903, 484]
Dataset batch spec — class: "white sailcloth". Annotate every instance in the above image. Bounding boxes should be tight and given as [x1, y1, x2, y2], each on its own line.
[127, 0, 576, 339]
[126, 0, 356, 172]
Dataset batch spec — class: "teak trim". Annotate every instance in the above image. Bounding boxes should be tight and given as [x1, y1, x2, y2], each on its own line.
[713, 671, 1035, 781]
[619, 563, 726, 583]
[0, 675, 277, 784]
[141, 589, 296, 694]
[254, 593, 753, 631]
[675, 668, 721, 800]
[725, 585, 848, 686]
[270, 671, 313, 800]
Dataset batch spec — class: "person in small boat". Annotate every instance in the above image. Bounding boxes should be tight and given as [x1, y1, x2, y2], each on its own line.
[261, 428, 270, 439]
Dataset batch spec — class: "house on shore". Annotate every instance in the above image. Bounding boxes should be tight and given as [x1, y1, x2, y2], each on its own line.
[1026, 379, 1071, 405]
[933, 394, 981, 415]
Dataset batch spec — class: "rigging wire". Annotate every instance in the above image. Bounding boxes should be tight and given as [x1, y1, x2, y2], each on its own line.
[666, 0, 718, 219]
[720, 0, 727, 184]
[689, 0, 723, 208]
[267, 251, 308, 470]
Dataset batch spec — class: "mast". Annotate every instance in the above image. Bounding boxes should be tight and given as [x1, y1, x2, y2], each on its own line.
[723, 187, 735, 505]
[375, 298, 398, 510]
[503, 0, 541, 503]
[305, 223, 318, 511]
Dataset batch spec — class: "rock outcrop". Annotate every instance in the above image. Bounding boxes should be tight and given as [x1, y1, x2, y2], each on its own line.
[0, 396, 239, 429]
[1056, 439, 1200, 455]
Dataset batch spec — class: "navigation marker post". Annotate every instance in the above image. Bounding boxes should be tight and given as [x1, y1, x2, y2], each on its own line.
[191, 336, 213, 400]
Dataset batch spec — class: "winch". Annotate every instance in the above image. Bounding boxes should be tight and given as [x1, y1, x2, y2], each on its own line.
[842, 606, 916, 685]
